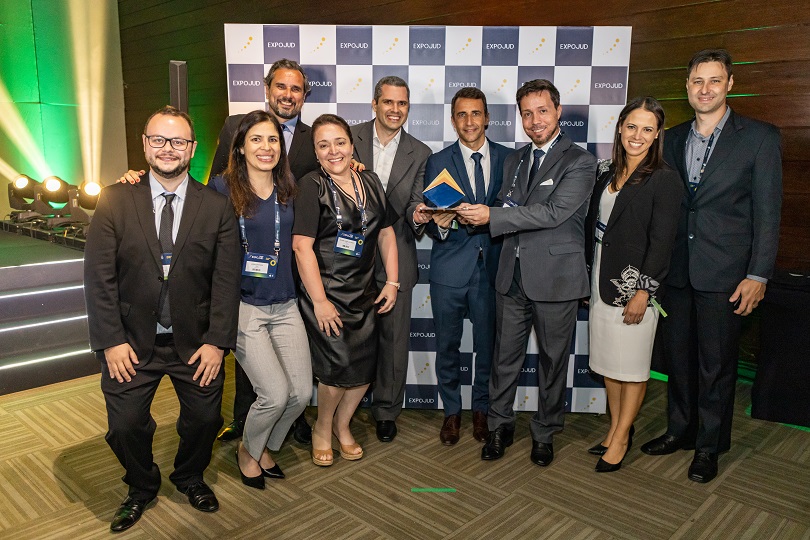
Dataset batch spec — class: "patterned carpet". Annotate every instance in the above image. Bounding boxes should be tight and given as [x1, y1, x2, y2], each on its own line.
[0, 358, 808, 539]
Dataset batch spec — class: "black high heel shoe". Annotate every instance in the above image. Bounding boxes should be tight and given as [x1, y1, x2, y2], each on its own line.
[588, 424, 634, 456]
[236, 449, 265, 489]
[595, 454, 624, 472]
[261, 463, 285, 479]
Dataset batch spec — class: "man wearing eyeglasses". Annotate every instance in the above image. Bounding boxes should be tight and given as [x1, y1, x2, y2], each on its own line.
[84, 106, 241, 532]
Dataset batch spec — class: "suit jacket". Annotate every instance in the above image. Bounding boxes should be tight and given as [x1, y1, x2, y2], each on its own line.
[84, 175, 242, 363]
[351, 119, 432, 291]
[489, 134, 597, 302]
[209, 114, 318, 182]
[585, 163, 684, 306]
[423, 139, 511, 288]
[664, 108, 782, 291]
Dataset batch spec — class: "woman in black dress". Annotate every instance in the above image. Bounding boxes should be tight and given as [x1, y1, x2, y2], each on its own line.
[292, 114, 399, 467]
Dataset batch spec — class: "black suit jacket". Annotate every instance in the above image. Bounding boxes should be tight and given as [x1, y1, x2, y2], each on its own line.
[664, 108, 782, 292]
[209, 114, 318, 182]
[351, 119, 432, 291]
[585, 163, 684, 306]
[84, 175, 241, 363]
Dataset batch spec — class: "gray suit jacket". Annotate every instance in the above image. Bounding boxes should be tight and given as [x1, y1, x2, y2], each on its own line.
[664, 108, 782, 291]
[351, 119, 432, 291]
[489, 134, 597, 301]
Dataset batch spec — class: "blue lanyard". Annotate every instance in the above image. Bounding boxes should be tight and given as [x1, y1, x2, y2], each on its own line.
[324, 169, 367, 235]
[238, 193, 280, 255]
[698, 132, 716, 180]
[505, 132, 562, 199]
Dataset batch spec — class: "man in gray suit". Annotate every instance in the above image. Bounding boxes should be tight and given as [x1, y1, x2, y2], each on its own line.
[351, 76, 432, 442]
[641, 49, 782, 483]
[458, 79, 596, 466]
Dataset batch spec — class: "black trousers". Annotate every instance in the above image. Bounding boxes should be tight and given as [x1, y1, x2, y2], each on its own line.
[101, 335, 224, 500]
[660, 283, 742, 453]
[232, 359, 257, 424]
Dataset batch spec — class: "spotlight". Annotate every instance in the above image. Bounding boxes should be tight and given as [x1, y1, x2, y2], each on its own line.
[77, 181, 101, 210]
[32, 176, 69, 216]
[8, 174, 38, 209]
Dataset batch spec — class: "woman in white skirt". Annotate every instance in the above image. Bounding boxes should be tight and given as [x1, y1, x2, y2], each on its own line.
[584, 96, 683, 472]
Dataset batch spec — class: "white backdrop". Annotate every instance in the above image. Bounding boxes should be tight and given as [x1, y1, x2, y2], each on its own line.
[224, 24, 634, 414]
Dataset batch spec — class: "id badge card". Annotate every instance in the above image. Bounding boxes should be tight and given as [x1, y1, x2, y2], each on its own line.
[334, 230, 364, 257]
[243, 252, 278, 278]
[503, 196, 519, 208]
[595, 220, 607, 244]
[160, 253, 171, 278]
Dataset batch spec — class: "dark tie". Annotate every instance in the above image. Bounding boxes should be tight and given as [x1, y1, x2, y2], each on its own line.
[158, 193, 175, 328]
[472, 152, 486, 204]
[529, 148, 545, 185]
[282, 124, 292, 152]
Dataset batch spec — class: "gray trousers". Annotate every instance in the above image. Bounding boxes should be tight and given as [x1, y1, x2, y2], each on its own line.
[488, 265, 578, 443]
[372, 285, 413, 421]
[236, 299, 312, 459]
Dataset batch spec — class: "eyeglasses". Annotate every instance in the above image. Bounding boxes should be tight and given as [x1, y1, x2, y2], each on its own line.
[144, 134, 194, 150]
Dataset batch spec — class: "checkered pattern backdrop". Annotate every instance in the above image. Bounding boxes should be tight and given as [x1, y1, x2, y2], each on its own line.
[224, 24, 634, 413]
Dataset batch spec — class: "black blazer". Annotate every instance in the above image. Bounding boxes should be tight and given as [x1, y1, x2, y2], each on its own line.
[663, 108, 782, 291]
[84, 175, 242, 363]
[209, 114, 319, 182]
[585, 163, 683, 306]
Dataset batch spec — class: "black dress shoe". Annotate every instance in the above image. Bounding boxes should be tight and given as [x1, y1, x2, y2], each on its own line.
[640, 433, 694, 456]
[292, 414, 312, 445]
[217, 419, 243, 441]
[261, 463, 285, 479]
[530, 441, 554, 466]
[688, 452, 718, 483]
[110, 496, 153, 532]
[588, 424, 634, 456]
[595, 456, 623, 472]
[236, 450, 265, 490]
[481, 426, 514, 460]
[376, 420, 397, 443]
[178, 482, 219, 512]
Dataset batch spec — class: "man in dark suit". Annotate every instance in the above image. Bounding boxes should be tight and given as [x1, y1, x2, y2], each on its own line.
[214, 58, 317, 444]
[412, 87, 511, 445]
[641, 49, 782, 483]
[458, 79, 596, 466]
[84, 106, 241, 532]
[351, 76, 432, 442]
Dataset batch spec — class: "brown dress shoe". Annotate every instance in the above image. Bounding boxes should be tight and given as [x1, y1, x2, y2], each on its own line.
[440, 414, 461, 445]
[472, 411, 489, 442]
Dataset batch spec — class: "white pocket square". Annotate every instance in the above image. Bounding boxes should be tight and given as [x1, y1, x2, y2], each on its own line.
[539, 178, 554, 186]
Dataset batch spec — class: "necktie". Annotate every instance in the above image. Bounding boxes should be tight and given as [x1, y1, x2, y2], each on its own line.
[471, 152, 486, 204]
[158, 193, 175, 328]
[529, 148, 545, 185]
[282, 124, 292, 152]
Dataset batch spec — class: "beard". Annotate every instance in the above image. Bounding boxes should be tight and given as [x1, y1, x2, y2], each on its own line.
[147, 153, 190, 179]
[269, 99, 301, 121]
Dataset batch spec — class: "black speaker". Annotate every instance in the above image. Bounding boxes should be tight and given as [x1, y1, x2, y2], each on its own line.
[169, 60, 188, 112]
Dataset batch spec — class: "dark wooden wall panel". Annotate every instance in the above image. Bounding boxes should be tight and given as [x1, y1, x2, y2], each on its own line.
[117, 0, 810, 272]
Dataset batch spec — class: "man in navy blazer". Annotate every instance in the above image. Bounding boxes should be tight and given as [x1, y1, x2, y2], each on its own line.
[641, 49, 782, 483]
[458, 79, 597, 467]
[412, 88, 511, 445]
[84, 107, 241, 531]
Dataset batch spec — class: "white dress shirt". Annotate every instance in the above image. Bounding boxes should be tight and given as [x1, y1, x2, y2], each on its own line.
[372, 122, 402, 191]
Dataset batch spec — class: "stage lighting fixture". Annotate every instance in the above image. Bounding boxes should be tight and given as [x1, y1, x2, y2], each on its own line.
[63, 181, 101, 224]
[31, 176, 69, 216]
[7, 174, 38, 209]
[78, 181, 101, 210]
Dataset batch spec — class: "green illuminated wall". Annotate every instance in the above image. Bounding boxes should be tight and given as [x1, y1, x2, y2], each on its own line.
[0, 0, 127, 218]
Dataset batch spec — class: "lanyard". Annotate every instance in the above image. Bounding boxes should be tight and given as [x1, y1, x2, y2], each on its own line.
[325, 169, 367, 235]
[239, 193, 280, 255]
[698, 132, 716, 180]
[505, 132, 562, 199]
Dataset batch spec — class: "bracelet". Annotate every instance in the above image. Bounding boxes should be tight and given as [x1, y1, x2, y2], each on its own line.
[385, 280, 400, 290]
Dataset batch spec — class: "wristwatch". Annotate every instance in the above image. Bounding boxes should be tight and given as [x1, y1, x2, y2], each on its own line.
[385, 280, 401, 290]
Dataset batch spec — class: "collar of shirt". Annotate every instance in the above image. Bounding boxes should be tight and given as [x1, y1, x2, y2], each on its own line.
[458, 138, 491, 193]
[372, 123, 402, 190]
[281, 117, 298, 151]
[530, 129, 561, 168]
[458, 137, 490, 163]
[689, 105, 731, 140]
[150, 171, 189, 205]
[372, 122, 402, 152]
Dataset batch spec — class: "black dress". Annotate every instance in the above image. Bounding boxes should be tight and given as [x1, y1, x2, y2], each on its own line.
[293, 169, 398, 387]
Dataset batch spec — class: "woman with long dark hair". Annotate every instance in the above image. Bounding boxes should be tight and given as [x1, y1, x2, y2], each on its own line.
[292, 114, 399, 467]
[209, 110, 312, 489]
[584, 97, 683, 472]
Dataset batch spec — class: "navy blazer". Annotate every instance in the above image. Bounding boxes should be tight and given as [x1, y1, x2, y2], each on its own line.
[423, 139, 511, 288]
[663, 108, 782, 292]
[585, 163, 684, 306]
[209, 114, 318, 182]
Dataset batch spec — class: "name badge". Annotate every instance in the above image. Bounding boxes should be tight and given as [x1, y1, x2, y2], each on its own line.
[503, 196, 519, 208]
[334, 230, 364, 257]
[243, 252, 277, 278]
[595, 220, 607, 244]
[161, 253, 171, 278]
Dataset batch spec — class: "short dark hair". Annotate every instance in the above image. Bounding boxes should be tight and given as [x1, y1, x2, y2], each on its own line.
[264, 58, 310, 94]
[311, 113, 354, 145]
[516, 79, 560, 110]
[610, 96, 666, 190]
[373, 76, 410, 102]
[451, 87, 488, 117]
[143, 105, 195, 141]
[687, 48, 733, 79]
